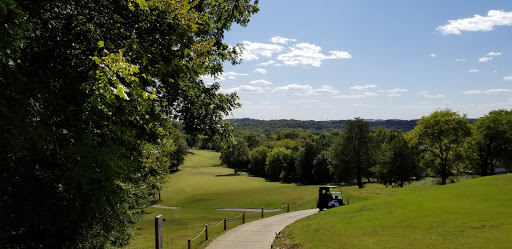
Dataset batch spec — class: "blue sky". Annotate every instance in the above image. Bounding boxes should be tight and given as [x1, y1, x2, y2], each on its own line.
[204, 0, 512, 120]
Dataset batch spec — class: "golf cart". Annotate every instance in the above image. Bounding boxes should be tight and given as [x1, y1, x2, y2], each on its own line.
[317, 186, 344, 211]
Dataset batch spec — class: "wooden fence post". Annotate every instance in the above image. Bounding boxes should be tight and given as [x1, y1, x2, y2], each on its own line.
[155, 215, 163, 249]
[205, 225, 208, 240]
[287, 203, 290, 212]
[242, 212, 245, 223]
[188, 240, 191, 249]
[223, 218, 227, 231]
[261, 208, 264, 218]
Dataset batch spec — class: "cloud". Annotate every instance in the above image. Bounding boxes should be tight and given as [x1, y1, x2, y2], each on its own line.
[380, 88, 408, 96]
[273, 84, 313, 92]
[272, 84, 339, 96]
[253, 68, 267, 74]
[200, 72, 248, 83]
[222, 85, 264, 93]
[270, 36, 296, 44]
[305, 85, 339, 95]
[505, 75, 512, 81]
[479, 56, 493, 62]
[288, 100, 319, 104]
[334, 92, 377, 99]
[259, 60, 275, 66]
[250, 80, 272, 86]
[468, 69, 480, 73]
[437, 10, 512, 35]
[241, 41, 282, 60]
[464, 89, 512, 95]
[417, 91, 446, 98]
[430, 54, 437, 57]
[350, 84, 376, 91]
[277, 43, 351, 67]
[456, 58, 467, 62]
[486, 52, 502, 56]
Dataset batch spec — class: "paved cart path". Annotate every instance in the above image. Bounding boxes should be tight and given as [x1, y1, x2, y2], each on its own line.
[205, 209, 318, 249]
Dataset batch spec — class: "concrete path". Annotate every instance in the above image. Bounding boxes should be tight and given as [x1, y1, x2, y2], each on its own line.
[206, 209, 318, 249]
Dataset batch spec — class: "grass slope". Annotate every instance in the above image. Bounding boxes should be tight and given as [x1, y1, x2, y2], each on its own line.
[278, 174, 512, 249]
[124, 150, 320, 249]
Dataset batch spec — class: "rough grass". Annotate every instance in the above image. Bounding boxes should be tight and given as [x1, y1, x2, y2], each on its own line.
[122, 150, 321, 249]
[275, 174, 512, 249]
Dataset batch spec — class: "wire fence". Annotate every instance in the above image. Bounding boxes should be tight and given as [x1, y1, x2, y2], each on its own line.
[185, 203, 292, 249]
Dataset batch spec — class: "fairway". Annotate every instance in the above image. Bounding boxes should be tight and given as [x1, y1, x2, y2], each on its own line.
[276, 174, 512, 249]
[123, 150, 321, 249]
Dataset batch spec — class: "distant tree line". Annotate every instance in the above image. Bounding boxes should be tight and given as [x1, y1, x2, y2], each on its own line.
[220, 109, 512, 188]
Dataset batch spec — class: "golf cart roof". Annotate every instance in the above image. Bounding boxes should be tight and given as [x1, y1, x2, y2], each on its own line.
[319, 186, 341, 189]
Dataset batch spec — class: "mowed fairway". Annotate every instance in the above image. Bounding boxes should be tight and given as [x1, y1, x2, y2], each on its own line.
[124, 150, 320, 249]
[277, 174, 512, 249]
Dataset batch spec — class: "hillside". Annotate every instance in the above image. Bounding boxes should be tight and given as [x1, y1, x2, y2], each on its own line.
[276, 174, 512, 249]
[228, 118, 419, 134]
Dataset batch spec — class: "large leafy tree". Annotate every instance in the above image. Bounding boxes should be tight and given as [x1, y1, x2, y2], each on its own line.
[372, 132, 420, 187]
[295, 140, 318, 185]
[220, 138, 250, 174]
[0, 0, 258, 248]
[332, 118, 372, 188]
[408, 109, 470, 185]
[470, 110, 512, 175]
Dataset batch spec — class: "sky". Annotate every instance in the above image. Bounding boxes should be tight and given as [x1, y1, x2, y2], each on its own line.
[203, 0, 512, 120]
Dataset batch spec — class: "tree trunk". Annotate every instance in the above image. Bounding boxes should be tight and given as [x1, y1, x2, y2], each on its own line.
[399, 180, 404, 188]
[356, 168, 363, 189]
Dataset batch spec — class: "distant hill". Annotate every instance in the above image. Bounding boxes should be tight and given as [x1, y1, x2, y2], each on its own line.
[227, 118, 419, 133]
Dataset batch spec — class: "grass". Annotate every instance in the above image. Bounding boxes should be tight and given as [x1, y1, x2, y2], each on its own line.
[275, 174, 512, 249]
[123, 150, 322, 249]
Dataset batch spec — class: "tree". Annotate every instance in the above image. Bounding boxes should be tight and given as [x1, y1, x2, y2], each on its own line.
[295, 140, 318, 185]
[220, 138, 250, 174]
[332, 118, 372, 188]
[408, 109, 470, 185]
[312, 151, 333, 184]
[248, 146, 269, 177]
[371, 133, 420, 187]
[0, 0, 258, 247]
[265, 147, 293, 182]
[470, 110, 512, 175]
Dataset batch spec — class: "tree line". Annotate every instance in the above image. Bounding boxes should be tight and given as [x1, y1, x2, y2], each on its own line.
[221, 109, 512, 188]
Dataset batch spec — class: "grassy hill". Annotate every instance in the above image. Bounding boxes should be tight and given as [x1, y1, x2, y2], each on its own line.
[123, 150, 321, 249]
[276, 174, 512, 249]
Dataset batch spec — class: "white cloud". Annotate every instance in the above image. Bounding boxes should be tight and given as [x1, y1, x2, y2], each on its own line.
[241, 41, 282, 60]
[273, 84, 313, 92]
[270, 36, 296, 44]
[305, 85, 339, 95]
[505, 75, 512, 81]
[468, 69, 480, 73]
[289, 100, 318, 104]
[222, 85, 264, 93]
[335, 92, 377, 99]
[417, 91, 446, 98]
[437, 10, 512, 35]
[456, 58, 467, 62]
[201, 72, 248, 83]
[486, 52, 502, 56]
[253, 68, 267, 74]
[464, 89, 512, 95]
[350, 84, 376, 91]
[250, 80, 272, 86]
[381, 88, 408, 96]
[277, 43, 351, 67]
[272, 84, 339, 96]
[259, 60, 275, 66]
[479, 56, 493, 62]
[430, 54, 437, 57]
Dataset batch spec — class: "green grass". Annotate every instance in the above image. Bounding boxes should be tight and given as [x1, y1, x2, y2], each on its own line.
[123, 150, 321, 249]
[276, 174, 512, 249]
